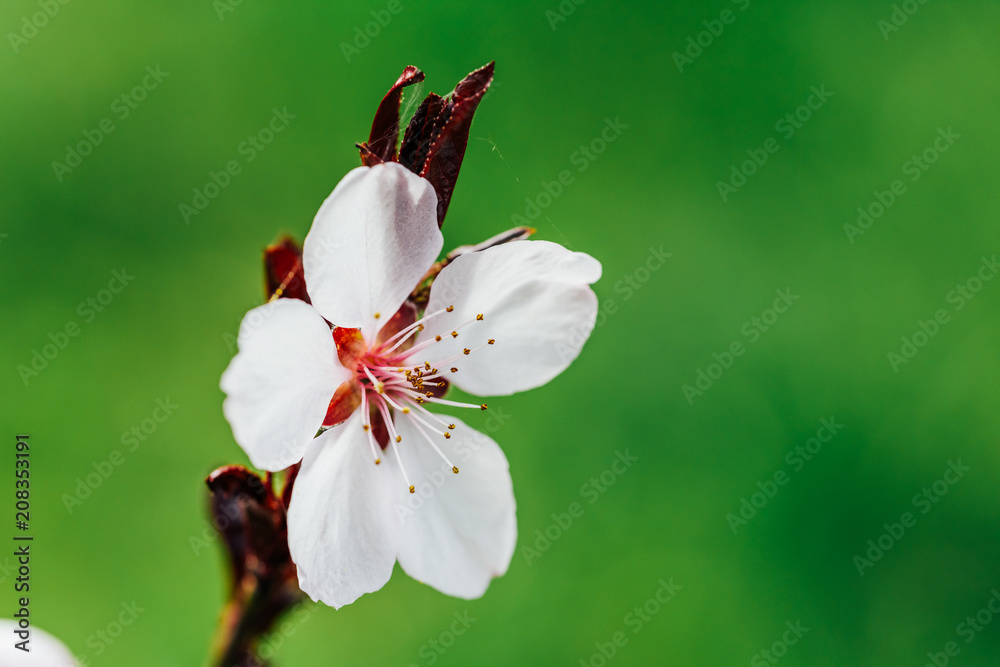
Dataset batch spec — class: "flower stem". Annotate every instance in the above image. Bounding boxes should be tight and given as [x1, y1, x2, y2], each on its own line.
[211, 576, 302, 667]
[205, 465, 303, 667]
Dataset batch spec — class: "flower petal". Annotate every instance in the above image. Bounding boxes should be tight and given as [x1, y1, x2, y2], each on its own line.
[394, 414, 516, 599]
[221, 299, 349, 471]
[421, 240, 601, 396]
[288, 413, 403, 609]
[303, 163, 442, 338]
[0, 620, 78, 665]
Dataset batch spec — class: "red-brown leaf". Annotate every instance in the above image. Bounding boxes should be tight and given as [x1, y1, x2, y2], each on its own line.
[399, 92, 446, 174]
[263, 237, 309, 303]
[419, 62, 495, 224]
[362, 65, 426, 166]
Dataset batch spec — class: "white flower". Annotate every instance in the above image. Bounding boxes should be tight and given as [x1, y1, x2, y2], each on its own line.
[221, 162, 601, 608]
[0, 620, 78, 666]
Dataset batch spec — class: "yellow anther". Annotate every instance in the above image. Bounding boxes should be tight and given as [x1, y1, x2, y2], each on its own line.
[450, 367, 458, 373]
[435, 335, 442, 341]
[363, 424, 370, 431]
[451, 331, 458, 338]
[488, 339, 495, 345]
[374, 312, 380, 319]
[452, 466, 459, 474]
[448, 424, 456, 429]
[395, 435, 402, 443]
[416, 397, 425, 404]
[446, 305, 454, 312]
[480, 403, 488, 410]
[409, 485, 415, 494]
[463, 348, 471, 355]
[375, 458, 381, 465]
[402, 407, 410, 414]
[443, 432, 451, 439]
[424, 362, 430, 370]
[417, 324, 424, 331]
[476, 313, 484, 320]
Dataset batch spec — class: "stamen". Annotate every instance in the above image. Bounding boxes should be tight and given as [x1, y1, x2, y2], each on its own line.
[362, 365, 384, 394]
[380, 307, 450, 354]
[372, 395, 413, 493]
[399, 402, 443, 432]
[433, 341, 495, 366]
[360, 391, 381, 465]
[404, 411, 460, 474]
[390, 432, 414, 494]
[394, 312, 484, 361]
[379, 391, 406, 412]
[409, 402, 451, 430]
[373, 395, 403, 445]
[422, 396, 489, 410]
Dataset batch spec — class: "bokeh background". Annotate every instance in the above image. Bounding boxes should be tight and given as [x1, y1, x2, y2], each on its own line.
[2, 0, 1000, 664]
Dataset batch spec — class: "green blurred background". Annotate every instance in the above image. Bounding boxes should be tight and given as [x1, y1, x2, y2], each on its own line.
[2, 0, 1000, 664]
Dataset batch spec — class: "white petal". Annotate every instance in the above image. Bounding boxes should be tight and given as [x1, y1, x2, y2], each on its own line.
[0, 620, 78, 666]
[421, 240, 601, 396]
[221, 299, 349, 471]
[288, 412, 403, 609]
[394, 414, 516, 599]
[303, 163, 442, 338]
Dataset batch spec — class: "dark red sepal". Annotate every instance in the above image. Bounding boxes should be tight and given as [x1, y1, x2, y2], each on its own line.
[323, 380, 362, 428]
[333, 327, 366, 368]
[369, 402, 390, 449]
[263, 236, 309, 303]
[375, 299, 418, 351]
[361, 65, 426, 166]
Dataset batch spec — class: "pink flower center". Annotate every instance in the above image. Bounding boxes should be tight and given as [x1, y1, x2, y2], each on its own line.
[352, 306, 495, 494]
